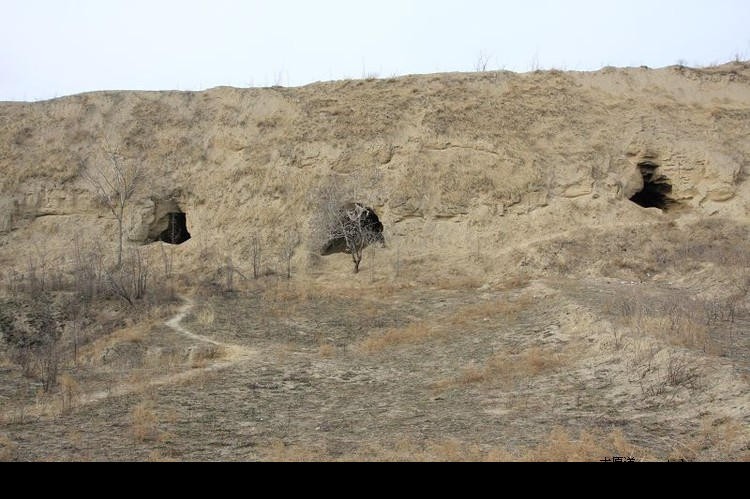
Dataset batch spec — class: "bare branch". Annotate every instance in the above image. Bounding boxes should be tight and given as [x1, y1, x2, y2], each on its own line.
[81, 140, 142, 267]
[315, 178, 385, 274]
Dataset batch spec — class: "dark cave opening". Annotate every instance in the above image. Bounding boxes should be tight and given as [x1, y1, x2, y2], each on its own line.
[159, 212, 191, 245]
[321, 204, 384, 256]
[630, 163, 675, 211]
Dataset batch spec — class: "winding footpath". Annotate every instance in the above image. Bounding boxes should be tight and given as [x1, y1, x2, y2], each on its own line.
[2, 296, 255, 421]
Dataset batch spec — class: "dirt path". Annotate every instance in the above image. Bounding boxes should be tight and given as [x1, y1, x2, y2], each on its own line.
[2, 296, 256, 421]
[165, 296, 255, 362]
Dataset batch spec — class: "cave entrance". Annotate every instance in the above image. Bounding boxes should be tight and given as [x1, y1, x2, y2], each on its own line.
[630, 163, 675, 210]
[320, 203, 385, 256]
[159, 212, 191, 245]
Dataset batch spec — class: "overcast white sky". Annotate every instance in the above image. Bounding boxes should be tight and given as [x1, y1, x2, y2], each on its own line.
[2, 0, 749, 101]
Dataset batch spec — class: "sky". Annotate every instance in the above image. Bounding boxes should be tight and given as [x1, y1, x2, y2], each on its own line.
[1, 0, 749, 101]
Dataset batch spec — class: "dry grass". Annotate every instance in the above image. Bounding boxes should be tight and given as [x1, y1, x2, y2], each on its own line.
[148, 351, 186, 372]
[318, 344, 337, 358]
[131, 400, 159, 443]
[258, 427, 653, 462]
[196, 305, 216, 326]
[356, 294, 529, 355]
[428, 274, 485, 291]
[659, 416, 750, 462]
[79, 320, 156, 366]
[696, 417, 750, 459]
[119, 323, 149, 344]
[356, 322, 434, 354]
[127, 369, 158, 396]
[188, 345, 227, 369]
[0, 434, 15, 462]
[445, 297, 527, 326]
[148, 450, 181, 462]
[59, 373, 81, 413]
[611, 291, 711, 352]
[518, 428, 650, 462]
[261, 440, 330, 462]
[431, 346, 568, 392]
[0, 353, 12, 369]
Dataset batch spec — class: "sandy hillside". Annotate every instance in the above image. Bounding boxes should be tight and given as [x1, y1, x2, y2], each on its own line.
[0, 63, 748, 278]
[0, 63, 749, 461]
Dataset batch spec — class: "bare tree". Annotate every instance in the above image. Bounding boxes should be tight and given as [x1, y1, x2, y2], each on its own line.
[318, 196, 384, 274]
[106, 248, 149, 308]
[251, 235, 263, 279]
[283, 232, 299, 280]
[82, 140, 142, 267]
[474, 50, 492, 72]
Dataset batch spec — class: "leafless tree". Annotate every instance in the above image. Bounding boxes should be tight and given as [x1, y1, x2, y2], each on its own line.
[106, 248, 149, 308]
[283, 232, 299, 280]
[251, 235, 263, 279]
[317, 192, 384, 274]
[474, 50, 492, 72]
[81, 140, 142, 267]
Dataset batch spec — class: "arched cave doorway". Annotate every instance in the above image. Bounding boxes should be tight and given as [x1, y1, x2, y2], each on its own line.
[630, 162, 675, 211]
[320, 203, 384, 256]
[159, 212, 191, 245]
[145, 200, 192, 246]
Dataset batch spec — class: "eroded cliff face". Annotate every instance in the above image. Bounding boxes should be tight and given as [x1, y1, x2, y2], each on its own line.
[1, 63, 749, 280]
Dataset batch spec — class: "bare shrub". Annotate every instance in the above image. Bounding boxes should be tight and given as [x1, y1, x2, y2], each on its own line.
[474, 50, 492, 72]
[611, 290, 709, 351]
[71, 237, 106, 302]
[665, 352, 700, 389]
[0, 294, 63, 391]
[105, 248, 149, 307]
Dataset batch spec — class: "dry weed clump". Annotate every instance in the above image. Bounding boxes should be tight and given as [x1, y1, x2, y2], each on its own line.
[432, 346, 567, 392]
[188, 345, 227, 369]
[131, 400, 160, 443]
[196, 305, 216, 326]
[356, 322, 433, 354]
[629, 344, 705, 403]
[611, 291, 710, 351]
[59, 373, 81, 413]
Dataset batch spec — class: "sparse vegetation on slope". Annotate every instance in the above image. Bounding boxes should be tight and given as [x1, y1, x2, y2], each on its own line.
[1, 64, 749, 461]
